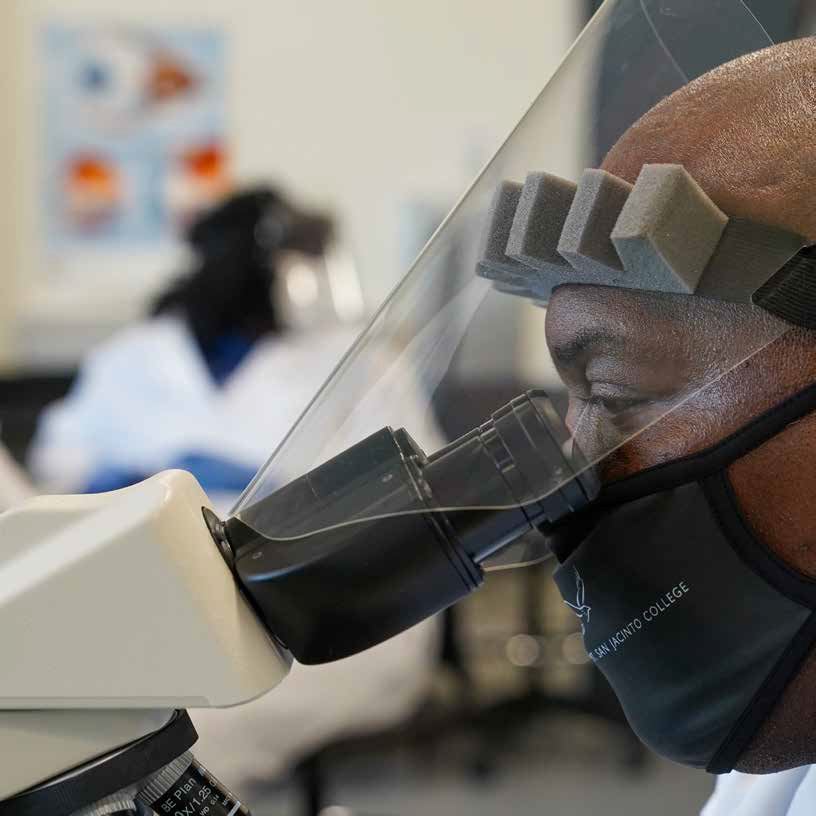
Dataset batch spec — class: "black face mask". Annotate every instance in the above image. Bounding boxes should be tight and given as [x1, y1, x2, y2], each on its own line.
[551, 383, 816, 773]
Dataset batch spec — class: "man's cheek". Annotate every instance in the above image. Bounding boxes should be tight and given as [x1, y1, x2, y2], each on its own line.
[567, 399, 674, 476]
[598, 406, 722, 483]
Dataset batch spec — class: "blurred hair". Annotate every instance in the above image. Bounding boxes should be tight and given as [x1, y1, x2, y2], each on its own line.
[153, 186, 333, 355]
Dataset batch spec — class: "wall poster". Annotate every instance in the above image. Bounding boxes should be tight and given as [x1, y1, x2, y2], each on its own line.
[41, 24, 229, 250]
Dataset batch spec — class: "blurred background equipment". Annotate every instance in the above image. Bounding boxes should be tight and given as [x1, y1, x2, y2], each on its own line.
[10, 1, 815, 815]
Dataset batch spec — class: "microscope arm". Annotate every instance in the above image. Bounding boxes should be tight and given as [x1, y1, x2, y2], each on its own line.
[0, 470, 290, 803]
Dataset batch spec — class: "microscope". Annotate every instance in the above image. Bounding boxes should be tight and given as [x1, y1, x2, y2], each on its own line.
[0, 470, 287, 815]
[0, 389, 597, 815]
[0, 385, 599, 814]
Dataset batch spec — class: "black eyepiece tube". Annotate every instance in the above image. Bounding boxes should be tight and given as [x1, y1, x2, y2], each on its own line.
[225, 391, 597, 664]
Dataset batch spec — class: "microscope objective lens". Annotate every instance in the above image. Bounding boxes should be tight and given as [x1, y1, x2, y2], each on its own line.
[141, 756, 251, 816]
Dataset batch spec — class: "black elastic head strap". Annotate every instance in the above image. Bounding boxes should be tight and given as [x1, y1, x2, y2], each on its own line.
[753, 245, 816, 330]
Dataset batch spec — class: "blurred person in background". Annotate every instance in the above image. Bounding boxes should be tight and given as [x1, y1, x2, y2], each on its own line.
[30, 186, 342, 509]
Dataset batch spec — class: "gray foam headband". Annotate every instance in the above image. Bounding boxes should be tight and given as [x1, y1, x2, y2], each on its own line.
[477, 164, 805, 307]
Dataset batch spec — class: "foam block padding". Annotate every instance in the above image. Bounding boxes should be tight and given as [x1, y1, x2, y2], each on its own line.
[558, 169, 632, 279]
[506, 172, 576, 269]
[695, 217, 805, 303]
[478, 180, 525, 274]
[611, 164, 728, 293]
[477, 179, 569, 303]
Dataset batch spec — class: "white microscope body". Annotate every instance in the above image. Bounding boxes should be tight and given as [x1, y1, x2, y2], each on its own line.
[0, 470, 291, 804]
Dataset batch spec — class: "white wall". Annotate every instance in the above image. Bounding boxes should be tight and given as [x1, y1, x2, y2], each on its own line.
[2, 0, 581, 369]
[0, 3, 27, 369]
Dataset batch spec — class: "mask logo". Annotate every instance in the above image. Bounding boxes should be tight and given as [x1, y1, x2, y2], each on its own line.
[564, 567, 591, 635]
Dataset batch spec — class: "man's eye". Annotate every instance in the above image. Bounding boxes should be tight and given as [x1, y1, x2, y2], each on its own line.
[588, 390, 650, 416]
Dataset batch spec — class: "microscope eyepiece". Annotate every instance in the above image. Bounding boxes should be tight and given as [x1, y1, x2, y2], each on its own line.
[225, 391, 597, 664]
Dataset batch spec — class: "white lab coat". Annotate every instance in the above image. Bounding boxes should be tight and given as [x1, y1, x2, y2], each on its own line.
[29, 315, 366, 505]
[702, 768, 816, 816]
[28, 312, 444, 779]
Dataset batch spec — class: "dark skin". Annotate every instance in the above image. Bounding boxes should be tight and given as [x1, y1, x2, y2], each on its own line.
[545, 38, 816, 773]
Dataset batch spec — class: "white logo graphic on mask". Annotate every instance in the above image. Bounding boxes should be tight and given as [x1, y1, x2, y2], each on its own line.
[564, 567, 591, 635]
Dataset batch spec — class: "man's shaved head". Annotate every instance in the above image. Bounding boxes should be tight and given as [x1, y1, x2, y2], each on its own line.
[547, 37, 816, 774]
[604, 38, 816, 240]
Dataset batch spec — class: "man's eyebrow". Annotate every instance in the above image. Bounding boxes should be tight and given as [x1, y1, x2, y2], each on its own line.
[549, 327, 618, 364]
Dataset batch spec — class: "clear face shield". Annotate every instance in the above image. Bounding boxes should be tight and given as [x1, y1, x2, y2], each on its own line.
[221, 0, 811, 663]
[276, 245, 366, 333]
